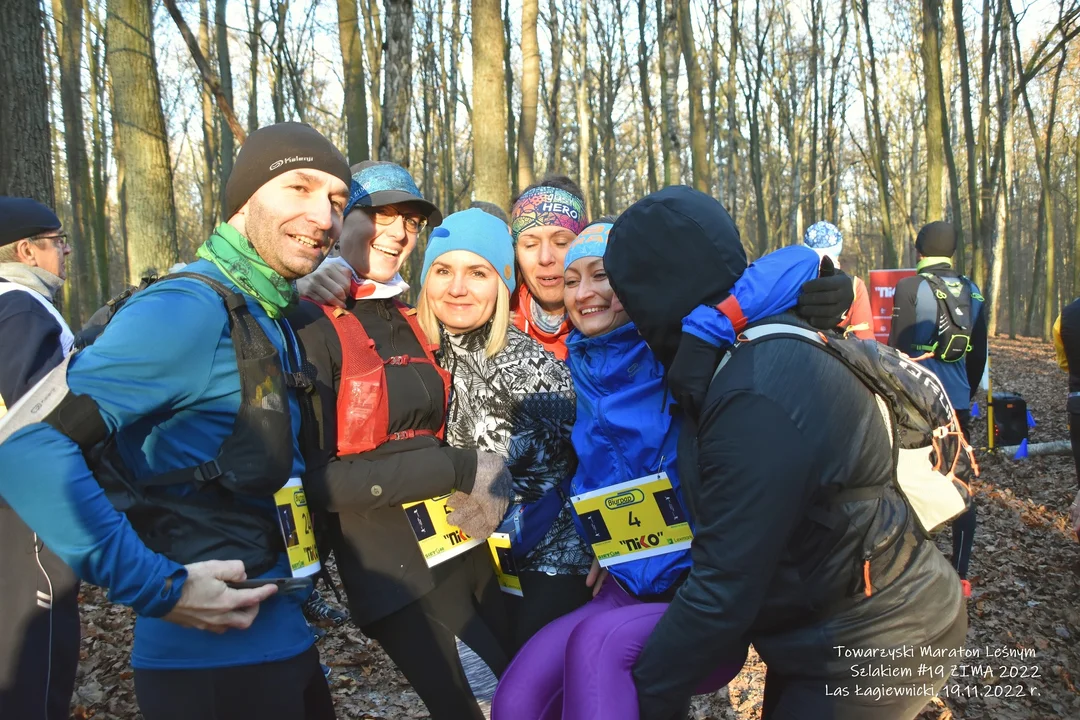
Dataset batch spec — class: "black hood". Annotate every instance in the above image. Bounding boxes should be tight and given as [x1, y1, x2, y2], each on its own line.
[604, 186, 748, 368]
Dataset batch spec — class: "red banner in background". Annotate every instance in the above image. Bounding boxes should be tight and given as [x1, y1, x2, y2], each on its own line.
[868, 268, 916, 342]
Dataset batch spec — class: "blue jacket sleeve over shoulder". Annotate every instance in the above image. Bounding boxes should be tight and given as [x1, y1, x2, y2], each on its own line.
[0, 281, 230, 617]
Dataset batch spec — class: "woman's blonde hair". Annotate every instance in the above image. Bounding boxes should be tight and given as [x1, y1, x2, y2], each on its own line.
[417, 273, 511, 358]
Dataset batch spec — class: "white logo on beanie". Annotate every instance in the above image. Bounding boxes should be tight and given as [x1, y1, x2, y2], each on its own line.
[269, 156, 315, 171]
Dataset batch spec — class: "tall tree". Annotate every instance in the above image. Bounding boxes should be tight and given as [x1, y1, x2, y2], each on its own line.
[544, 0, 565, 175]
[952, 0, 984, 286]
[107, 0, 179, 281]
[86, 0, 110, 297]
[636, 0, 658, 193]
[199, 0, 217, 240]
[517, 0, 540, 189]
[380, 0, 414, 164]
[742, 0, 770, 254]
[472, 0, 510, 209]
[0, 0, 55, 203]
[921, 0, 946, 221]
[658, 0, 681, 184]
[52, 0, 97, 317]
[574, 0, 591, 205]
[725, 0, 740, 213]
[215, 0, 235, 216]
[337, 0, 369, 162]
[362, 0, 383, 157]
[678, 0, 710, 193]
[247, 0, 261, 133]
[503, 0, 518, 193]
[855, 0, 897, 267]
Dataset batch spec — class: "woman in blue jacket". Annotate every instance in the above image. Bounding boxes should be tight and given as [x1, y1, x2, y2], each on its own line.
[492, 222, 825, 720]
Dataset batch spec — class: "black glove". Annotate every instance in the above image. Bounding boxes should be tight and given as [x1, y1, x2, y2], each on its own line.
[667, 332, 725, 422]
[796, 256, 854, 331]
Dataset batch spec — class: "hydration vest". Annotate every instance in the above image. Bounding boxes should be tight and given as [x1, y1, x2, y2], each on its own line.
[315, 299, 451, 455]
[23, 271, 306, 578]
[915, 273, 983, 363]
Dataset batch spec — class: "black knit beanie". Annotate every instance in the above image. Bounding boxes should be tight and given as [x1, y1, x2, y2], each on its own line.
[915, 221, 957, 257]
[224, 122, 351, 219]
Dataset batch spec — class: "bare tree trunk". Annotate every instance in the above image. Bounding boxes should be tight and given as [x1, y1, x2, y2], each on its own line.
[337, 0, 369, 162]
[808, 0, 820, 223]
[855, 0, 897, 266]
[86, 0, 110, 296]
[678, 0, 709, 193]
[545, 0, 564, 174]
[726, 0, 739, 214]
[199, 0, 217, 240]
[659, 0, 681, 185]
[0, 0, 55, 203]
[922, 0, 945, 221]
[988, 15, 1011, 335]
[271, 0, 287, 123]
[363, 0, 383, 157]
[107, 0, 179, 281]
[743, 0, 769, 255]
[503, 0, 517, 195]
[823, 0, 848, 222]
[442, 0, 461, 211]
[215, 0, 234, 216]
[637, 0, 657, 193]
[247, 0, 261, 132]
[472, 0, 510, 209]
[952, 0, 983, 286]
[379, 0, 413, 165]
[517, 0, 539, 189]
[52, 0, 97, 318]
[575, 0, 591, 205]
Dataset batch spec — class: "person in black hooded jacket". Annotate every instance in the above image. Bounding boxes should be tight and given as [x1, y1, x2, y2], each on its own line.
[604, 187, 967, 720]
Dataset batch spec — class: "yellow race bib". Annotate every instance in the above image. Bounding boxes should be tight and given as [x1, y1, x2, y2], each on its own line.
[403, 494, 484, 567]
[571, 472, 693, 568]
[274, 477, 321, 578]
[487, 532, 523, 596]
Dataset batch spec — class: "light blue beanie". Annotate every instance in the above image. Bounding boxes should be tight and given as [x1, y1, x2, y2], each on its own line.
[563, 222, 613, 270]
[420, 208, 516, 292]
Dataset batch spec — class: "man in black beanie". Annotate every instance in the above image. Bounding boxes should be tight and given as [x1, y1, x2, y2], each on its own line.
[888, 220, 986, 597]
[605, 188, 966, 720]
[0, 197, 80, 720]
[0, 123, 349, 720]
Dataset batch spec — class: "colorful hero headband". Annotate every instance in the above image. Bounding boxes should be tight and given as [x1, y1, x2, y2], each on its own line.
[510, 186, 588, 240]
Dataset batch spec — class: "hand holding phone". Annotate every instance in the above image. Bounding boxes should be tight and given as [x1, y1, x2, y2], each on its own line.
[226, 577, 313, 596]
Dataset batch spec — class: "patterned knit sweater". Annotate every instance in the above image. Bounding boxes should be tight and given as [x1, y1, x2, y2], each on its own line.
[441, 323, 591, 575]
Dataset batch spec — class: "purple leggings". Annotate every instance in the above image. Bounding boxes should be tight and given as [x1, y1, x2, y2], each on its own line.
[491, 580, 744, 720]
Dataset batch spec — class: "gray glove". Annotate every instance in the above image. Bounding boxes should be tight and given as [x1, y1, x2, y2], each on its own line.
[445, 450, 512, 539]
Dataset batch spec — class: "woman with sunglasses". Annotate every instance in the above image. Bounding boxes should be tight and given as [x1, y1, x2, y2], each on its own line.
[292, 161, 514, 720]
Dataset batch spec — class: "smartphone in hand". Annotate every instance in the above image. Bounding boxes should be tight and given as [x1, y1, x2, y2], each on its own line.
[226, 577, 313, 596]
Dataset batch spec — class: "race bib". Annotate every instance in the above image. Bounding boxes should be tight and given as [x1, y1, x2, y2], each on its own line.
[571, 472, 693, 568]
[487, 533, 523, 596]
[274, 477, 321, 578]
[403, 494, 484, 567]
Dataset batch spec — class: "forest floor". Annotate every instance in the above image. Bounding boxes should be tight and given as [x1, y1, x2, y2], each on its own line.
[71, 336, 1080, 720]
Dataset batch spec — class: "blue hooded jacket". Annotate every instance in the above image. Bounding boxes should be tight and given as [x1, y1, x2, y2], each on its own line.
[566, 322, 689, 597]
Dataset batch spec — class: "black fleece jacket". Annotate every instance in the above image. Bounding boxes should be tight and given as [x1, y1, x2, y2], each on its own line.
[291, 296, 478, 626]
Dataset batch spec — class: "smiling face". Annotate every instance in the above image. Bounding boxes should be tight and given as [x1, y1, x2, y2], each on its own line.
[424, 250, 502, 334]
[339, 202, 427, 282]
[232, 169, 349, 280]
[515, 225, 577, 313]
[563, 256, 630, 337]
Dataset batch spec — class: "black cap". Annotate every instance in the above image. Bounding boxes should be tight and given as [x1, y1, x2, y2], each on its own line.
[605, 186, 748, 368]
[915, 221, 957, 257]
[224, 122, 351, 219]
[0, 197, 61, 247]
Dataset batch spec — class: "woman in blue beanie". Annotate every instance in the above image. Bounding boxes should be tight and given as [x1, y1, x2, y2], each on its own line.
[417, 208, 593, 652]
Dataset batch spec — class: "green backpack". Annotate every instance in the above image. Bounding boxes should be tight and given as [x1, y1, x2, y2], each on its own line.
[916, 273, 982, 363]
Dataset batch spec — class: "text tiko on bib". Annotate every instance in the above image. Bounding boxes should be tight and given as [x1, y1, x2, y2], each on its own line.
[275, 477, 321, 578]
[403, 494, 484, 567]
[571, 472, 693, 568]
[487, 532, 523, 596]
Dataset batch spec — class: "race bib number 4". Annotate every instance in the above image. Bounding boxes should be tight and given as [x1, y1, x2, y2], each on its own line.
[403, 494, 484, 567]
[571, 473, 693, 568]
[274, 477, 321, 578]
